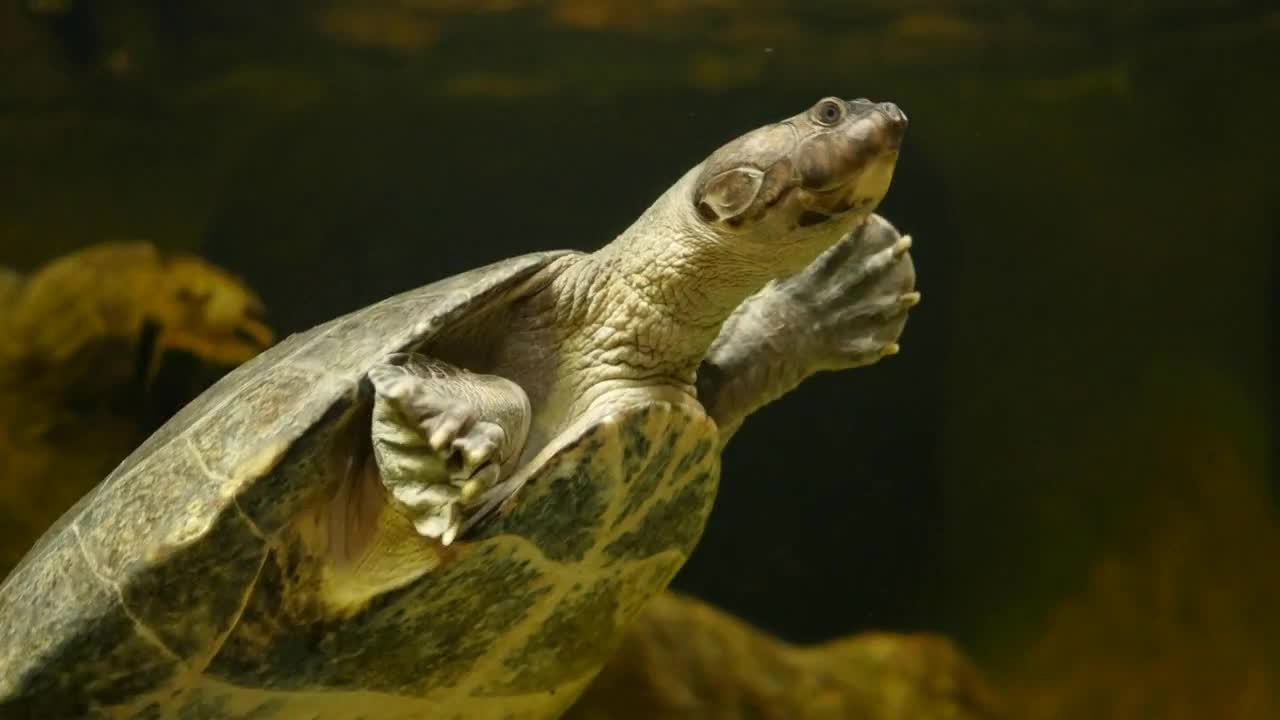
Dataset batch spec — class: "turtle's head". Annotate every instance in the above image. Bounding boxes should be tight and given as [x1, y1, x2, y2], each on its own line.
[582, 96, 908, 373]
[689, 96, 906, 270]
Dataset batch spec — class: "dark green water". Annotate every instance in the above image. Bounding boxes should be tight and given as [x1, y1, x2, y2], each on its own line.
[2, 2, 1277, 717]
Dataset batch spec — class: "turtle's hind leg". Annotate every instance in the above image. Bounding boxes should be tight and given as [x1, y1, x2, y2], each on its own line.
[305, 353, 533, 611]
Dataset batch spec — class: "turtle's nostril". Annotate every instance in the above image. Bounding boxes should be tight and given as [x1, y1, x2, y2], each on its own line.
[876, 102, 908, 133]
[870, 102, 908, 149]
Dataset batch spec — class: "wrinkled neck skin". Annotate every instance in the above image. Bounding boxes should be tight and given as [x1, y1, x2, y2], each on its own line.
[551, 170, 748, 389]
[540, 165, 857, 425]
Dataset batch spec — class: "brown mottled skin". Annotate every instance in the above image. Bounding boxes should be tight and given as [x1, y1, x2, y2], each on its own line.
[0, 97, 917, 719]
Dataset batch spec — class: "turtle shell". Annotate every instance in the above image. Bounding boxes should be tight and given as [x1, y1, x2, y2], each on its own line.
[0, 251, 569, 714]
[0, 249, 723, 720]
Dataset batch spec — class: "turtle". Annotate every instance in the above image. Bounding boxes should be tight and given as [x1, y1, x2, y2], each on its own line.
[0, 96, 918, 720]
[0, 245, 971, 720]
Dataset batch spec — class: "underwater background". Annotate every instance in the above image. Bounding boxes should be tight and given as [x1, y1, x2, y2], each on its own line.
[2, 1, 1277, 717]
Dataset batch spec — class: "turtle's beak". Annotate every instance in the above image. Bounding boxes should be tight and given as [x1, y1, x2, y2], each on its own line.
[873, 101, 908, 150]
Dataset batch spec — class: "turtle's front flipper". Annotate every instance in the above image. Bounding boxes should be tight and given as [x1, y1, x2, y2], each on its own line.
[368, 352, 532, 545]
[696, 214, 917, 447]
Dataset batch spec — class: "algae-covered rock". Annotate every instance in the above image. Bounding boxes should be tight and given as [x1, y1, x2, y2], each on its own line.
[0, 242, 272, 575]
[569, 592, 1003, 720]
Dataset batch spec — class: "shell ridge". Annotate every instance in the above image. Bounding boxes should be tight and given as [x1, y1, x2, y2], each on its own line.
[59, 318, 349, 544]
[71, 524, 184, 665]
[192, 545, 271, 677]
[231, 498, 267, 541]
[182, 435, 270, 543]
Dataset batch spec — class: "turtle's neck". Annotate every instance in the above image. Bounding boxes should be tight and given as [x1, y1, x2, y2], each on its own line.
[554, 167, 779, 388]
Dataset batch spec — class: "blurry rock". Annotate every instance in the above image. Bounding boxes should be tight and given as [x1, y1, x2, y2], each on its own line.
[0, 241, 273, 575]
[1009, 419, 1280, 720]
[567, 592, 1003, 720]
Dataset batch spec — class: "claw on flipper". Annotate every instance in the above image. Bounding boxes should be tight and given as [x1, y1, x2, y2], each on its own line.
[369, 357, 528, 546]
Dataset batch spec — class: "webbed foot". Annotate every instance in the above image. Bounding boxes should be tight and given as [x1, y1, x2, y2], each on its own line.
[698, 214, 919, 446]
[368, 354, 530, 545]
[772, 213, 918, 371]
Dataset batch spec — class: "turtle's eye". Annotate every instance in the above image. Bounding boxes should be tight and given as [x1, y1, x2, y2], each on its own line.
[812, 98, 845, 127]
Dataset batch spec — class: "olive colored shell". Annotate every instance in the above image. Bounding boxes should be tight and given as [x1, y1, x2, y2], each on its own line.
[0, 253, 563, 711]
[0, 249, 723, 720]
